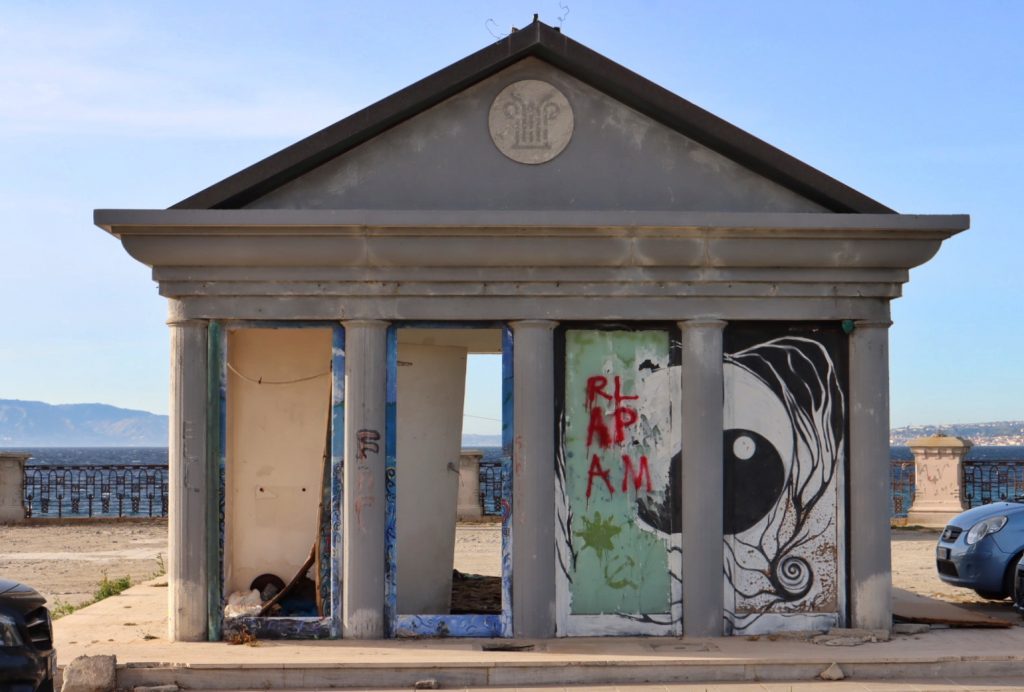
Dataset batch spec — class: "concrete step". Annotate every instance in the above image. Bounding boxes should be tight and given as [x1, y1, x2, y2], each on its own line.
[114, 655, 1024, 690]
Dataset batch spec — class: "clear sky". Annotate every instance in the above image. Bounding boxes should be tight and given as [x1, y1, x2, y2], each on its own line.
[1, 1, 1021, 432]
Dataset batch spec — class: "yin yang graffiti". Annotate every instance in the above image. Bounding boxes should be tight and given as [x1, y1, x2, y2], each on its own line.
[723, 428, 785, 535]
[722, 333, 845, 629]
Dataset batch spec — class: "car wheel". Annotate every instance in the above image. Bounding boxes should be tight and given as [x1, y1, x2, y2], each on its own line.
[973, 588, 1008, 600]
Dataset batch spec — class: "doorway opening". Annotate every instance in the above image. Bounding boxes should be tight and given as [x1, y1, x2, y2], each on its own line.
[386, 325, 512, 637]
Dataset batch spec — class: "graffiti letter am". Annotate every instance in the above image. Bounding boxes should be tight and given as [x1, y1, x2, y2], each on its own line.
[586, 454, 652, 498]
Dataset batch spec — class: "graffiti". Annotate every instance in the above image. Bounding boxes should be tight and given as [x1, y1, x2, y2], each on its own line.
[557, 329, 682, 634]
[357, 429, 380, 459]
[354, 467, 375, 531]
[585, 375, 639, 447]
[722, 331, 846, 634]
[585, 454, 652, 498]
[577, 511, 621, 558]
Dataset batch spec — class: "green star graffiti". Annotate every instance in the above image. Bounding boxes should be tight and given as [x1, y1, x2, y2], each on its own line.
[578, 511, 622, 559]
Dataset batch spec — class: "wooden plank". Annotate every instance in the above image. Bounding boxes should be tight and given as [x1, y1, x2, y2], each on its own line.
[892, 588, 1013, 628]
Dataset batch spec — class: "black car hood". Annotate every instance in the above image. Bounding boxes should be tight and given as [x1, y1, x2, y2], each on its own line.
[0, 579, 46, 613]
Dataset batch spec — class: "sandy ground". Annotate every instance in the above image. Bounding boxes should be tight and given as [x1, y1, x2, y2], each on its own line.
[1, 519, 1020, 621]
[0, 519, 167, 607]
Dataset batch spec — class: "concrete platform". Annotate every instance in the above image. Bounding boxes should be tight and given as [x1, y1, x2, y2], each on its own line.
[53, 578, 1024, 690]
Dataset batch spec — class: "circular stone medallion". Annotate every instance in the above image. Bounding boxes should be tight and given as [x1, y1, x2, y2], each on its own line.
[488, 80, 574, 164]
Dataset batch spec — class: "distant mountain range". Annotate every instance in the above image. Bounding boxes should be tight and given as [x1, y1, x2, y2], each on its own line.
[0, 399, 168, 447]
[2, 397, 1020, 449]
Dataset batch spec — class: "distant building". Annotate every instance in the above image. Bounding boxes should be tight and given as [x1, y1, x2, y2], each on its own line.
[95, 19, 967, 641]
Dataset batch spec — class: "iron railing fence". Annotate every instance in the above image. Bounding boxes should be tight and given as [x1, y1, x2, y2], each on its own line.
[23, 464, 168, 518]
[19, 459, 1023, 520]
[478, 461, 504, 516]
[890, 460, 915, 518]
[962, 461, 1024, 507]
[890, 459, 1024, 518]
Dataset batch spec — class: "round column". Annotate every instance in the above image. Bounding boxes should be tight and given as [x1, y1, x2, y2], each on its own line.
[510, 319, 558, 638]
[679, 318, 726, 637]
[341, 319, 389, 638]
[167, 317, 210, 642]
[849, 319, 893, 630]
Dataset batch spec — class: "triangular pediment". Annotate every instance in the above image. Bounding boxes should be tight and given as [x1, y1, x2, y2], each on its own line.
[174, 20, 890, 214]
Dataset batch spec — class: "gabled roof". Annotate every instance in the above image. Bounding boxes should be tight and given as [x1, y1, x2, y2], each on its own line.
[173, 18, 893, 213]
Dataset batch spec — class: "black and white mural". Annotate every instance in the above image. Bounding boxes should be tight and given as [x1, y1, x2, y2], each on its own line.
[722, 325, 847, 634]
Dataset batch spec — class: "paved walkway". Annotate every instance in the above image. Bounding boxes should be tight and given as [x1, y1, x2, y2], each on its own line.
[53, 578, 1024, 690]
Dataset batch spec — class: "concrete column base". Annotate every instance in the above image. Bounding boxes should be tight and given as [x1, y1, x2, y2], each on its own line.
[905, 510, 960, 528]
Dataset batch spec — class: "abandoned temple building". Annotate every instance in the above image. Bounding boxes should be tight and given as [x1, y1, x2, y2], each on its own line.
[94, 20, 968, 642]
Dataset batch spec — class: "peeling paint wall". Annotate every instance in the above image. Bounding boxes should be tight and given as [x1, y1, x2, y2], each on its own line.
[557, 328, 682, 635]
[225, 327, 332, 596]
[722, 324, 847, 634]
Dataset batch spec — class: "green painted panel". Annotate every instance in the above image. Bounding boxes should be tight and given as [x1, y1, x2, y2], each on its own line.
[563, 329, 675, 616]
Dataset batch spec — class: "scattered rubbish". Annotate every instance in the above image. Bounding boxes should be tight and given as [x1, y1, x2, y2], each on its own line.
[413, 679, 439, 689]
[250, 573, 286, 602]
[819, 662, 845, 680]
[224, 589, 262, 617]
[764, 630, 821, 641]
[226, 625, 258, 646]
[481, 642, 535, 651]
[892, 587, 1013, 628]
[812, 627, 891, 646]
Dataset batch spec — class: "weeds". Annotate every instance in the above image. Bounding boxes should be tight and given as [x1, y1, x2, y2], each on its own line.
[94, 574, 132, 601]
[154, 552, 166, 576]
[50, 573, 132, 620]
[50, 599, 78, 619]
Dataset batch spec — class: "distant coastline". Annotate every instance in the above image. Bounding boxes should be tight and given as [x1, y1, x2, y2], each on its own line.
[2, 396, 1021, 450]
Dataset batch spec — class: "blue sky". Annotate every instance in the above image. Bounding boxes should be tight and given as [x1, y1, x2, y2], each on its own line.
[0, 1, 1021, 431]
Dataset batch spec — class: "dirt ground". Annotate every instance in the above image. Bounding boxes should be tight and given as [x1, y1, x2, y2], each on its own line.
[0, 519, 167, 607]
[1, 519, 1021, 624]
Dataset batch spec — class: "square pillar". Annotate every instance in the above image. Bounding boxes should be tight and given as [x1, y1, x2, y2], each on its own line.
[341, 319, 389, 638]
[510, 320, 557, 638]
[905, 435, 972, 528]
[167, 318, 210, 641]
[679, 318, 726, 637]
[849, 319, 893, 630]
[0, 453, 31, 523]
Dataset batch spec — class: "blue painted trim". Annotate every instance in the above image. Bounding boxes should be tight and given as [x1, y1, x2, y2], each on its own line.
[206, 320, 222, 641]
[330, 325, 345, 638]
[500, 325, 514, 637]
[394, 614, 504, 638]
[225, 616, 331, 640]
[216, 324, 227, 640]
[384, 325, 399, 637]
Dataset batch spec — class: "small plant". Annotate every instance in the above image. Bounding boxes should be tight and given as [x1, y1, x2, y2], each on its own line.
[48, 574, 133, 620]
[50, 599, 78, 620]
[94, 574, 132, 601]
[154, 552, 166, 577]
